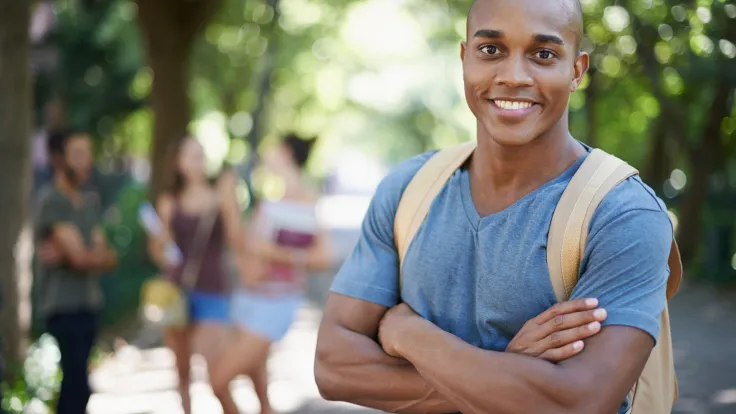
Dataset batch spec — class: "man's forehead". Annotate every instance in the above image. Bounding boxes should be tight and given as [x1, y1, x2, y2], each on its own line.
[67, 135, 90, 148]
[467, 0, 582, 44]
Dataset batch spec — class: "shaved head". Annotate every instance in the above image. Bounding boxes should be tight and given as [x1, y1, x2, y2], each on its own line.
[468, 0, 584, 51]
[460, 0, 590, 147]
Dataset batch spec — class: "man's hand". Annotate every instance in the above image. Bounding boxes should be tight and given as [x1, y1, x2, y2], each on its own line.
[379, 299, 607, 363]
[506, 298, 607, 362]
[37, 241, 64, 266]
[378, 302, 421, 358]
[315, 294, 459, 413]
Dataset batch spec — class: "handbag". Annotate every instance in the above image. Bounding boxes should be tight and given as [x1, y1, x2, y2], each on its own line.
[140, 208, 219, 329]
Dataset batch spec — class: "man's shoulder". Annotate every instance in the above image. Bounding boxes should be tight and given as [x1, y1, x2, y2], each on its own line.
[374, 150, 438, 203]
[36, 185, 70, 210]
[603, 174, 668, 214]
[590, 173, 673, 239]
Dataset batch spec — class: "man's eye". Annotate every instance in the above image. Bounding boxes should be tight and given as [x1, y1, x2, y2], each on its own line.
[536, 50, 555, 59]
[480, 45, 498, 55]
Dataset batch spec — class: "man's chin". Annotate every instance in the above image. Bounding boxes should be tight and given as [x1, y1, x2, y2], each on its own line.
[72, 176, 90, 186]
[482, 126, 538, 148]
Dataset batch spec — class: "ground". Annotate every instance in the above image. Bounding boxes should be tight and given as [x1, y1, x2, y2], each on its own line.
[669, 283, 736, 414]
[87, 281, 736, 414]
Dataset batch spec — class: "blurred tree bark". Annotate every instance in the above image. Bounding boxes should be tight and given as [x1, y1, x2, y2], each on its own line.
[0, 0, 32, 382]
[677, 83, 732, 262]
[135, 0, 222, 198]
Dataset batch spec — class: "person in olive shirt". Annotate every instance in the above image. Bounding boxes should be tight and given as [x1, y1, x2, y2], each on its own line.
[35, 130, 117, 414]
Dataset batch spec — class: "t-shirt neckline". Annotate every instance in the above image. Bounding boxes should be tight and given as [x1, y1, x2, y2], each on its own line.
[459, 143, 591, 231]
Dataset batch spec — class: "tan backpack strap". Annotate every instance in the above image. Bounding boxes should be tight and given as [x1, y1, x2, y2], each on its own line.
[394, 141, 477, 287]
[548, 149, 638, 301]
[666, 239, 683, 299]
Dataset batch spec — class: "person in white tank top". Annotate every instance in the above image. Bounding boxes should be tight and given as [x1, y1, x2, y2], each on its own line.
[209, 134, 333, 414]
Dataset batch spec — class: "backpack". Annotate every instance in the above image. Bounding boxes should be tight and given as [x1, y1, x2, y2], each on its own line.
[393, 141, 683, 414]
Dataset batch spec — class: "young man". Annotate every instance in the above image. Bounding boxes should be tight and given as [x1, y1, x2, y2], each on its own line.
[314, 0, 673, 413]
[35, 130, 117, 413]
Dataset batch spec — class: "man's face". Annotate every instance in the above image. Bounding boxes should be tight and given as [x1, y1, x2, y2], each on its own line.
[461, 0, 588, 147]
[64, 135, 93, 185]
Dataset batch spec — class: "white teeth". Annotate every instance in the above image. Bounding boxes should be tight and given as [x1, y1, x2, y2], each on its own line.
[494, 100, 533, 110]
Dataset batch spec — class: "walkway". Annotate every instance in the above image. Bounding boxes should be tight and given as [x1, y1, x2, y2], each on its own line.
[87, 283, 736, 414]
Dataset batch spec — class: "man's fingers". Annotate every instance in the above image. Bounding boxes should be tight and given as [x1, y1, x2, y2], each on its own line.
[539, 340, 585, 362]
[534, 298, 599, 325]
[543, 321, 602, 351]
[534, 307, 607, 341]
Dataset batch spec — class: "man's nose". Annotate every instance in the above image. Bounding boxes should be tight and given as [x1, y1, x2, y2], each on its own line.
[494, 54, 533, 88]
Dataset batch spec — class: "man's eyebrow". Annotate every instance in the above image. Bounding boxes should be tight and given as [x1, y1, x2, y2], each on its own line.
[533, 33, 565, 45]
[472, 30, 565, 46]
[473, 29, 502, 39]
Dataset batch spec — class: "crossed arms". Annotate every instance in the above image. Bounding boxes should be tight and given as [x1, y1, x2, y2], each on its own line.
[39, 224, 117, 274]
[315, 293, 655, 414]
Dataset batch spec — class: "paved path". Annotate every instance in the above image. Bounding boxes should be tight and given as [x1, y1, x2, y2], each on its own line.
[670, 283, 736, 414]
[88, 306, 380, 414]
[87, 283, 736, 414]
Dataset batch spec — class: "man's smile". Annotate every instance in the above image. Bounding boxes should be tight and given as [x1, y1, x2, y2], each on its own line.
[489, 98, 540, 120]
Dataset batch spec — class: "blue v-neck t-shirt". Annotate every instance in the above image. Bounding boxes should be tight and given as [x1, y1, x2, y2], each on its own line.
[330, 147, 673, 414]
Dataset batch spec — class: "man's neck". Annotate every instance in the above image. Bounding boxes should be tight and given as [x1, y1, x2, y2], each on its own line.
[468, 122, 586, 216]
[54, 174, 81, 203]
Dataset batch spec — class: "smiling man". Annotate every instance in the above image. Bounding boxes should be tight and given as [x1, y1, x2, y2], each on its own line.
[314, 0, 674, 413]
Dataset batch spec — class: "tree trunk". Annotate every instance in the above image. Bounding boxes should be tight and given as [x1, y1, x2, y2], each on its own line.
[242, 0, 281, 201]
[642, 113, 670, 190]
[136, 0, 221, 198]
[0, 0, 32, 382]
[246, 0, 281, 155]
[677, 84, 732, 262]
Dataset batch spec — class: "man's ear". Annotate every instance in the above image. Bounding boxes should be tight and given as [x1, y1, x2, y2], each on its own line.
[460, 41, 467, 62]
[571, 52, 589, 92]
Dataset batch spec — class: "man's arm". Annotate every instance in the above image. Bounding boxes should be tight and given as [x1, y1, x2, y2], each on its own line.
[51, 224, 117, 273]
[316, 293, 608, 413]
[381, 204, 673, 414]
[315, 293, 457, 413]
[383, 306, 649, 414]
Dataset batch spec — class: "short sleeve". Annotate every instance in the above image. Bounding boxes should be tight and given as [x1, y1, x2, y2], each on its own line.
[38, 192, 75, 238]
[330, 152, 434, 308]
[571, 205, 673, 344]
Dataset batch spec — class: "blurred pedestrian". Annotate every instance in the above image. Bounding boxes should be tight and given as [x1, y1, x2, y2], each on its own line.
[35, 130, 118, 414]
[146, 136, 250, 414]
[210, 134, 333, 414]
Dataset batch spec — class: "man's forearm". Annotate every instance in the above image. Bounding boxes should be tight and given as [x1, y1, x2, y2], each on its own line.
[395, 318, 590, 414]
[69, 248, 117, 274]
[315, 323, 457, 413]
[94, 247, 117, 272]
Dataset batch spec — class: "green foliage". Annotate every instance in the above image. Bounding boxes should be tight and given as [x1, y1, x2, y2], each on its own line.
[35, 1, 735, 343]
[186, 0, 735, 284]
[98, 182, 159, 330]
[34, 0, 145, 152]
[1, 335, 62, 414]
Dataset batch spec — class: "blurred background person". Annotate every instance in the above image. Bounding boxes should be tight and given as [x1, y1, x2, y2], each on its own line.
[209, 134, 333, 414]
[34, 130, 118, 414]
[146, 136, 249, 414]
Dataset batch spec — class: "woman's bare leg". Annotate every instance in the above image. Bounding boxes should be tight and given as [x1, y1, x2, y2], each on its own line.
[210, 329, 272, 414]
[192, 323, 239, 414]
[252, 358, 271, 414]
[164, 327, 193, 414]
